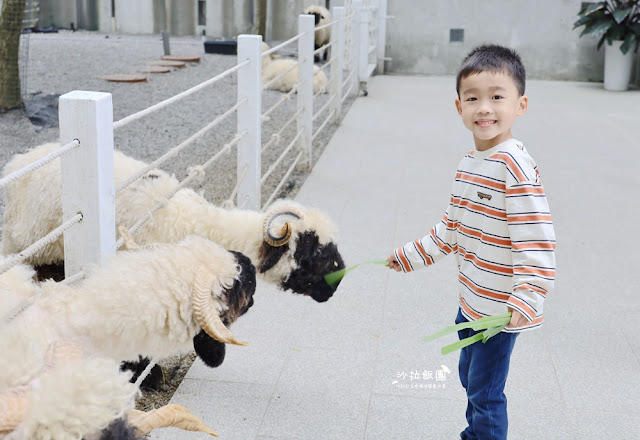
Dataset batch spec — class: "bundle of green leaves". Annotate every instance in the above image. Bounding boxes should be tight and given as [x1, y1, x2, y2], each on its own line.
[573, 0, 640, 54]
[422, 313, 512, 355]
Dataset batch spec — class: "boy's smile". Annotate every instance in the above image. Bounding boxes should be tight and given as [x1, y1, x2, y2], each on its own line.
[455, 71, 528, 151]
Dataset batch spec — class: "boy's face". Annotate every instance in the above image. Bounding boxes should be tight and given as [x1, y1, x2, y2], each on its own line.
[455, 71, 528, 151]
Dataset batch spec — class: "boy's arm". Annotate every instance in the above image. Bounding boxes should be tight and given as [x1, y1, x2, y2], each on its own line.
[505, 177, 556, 323]
[388, 206, 457, 273]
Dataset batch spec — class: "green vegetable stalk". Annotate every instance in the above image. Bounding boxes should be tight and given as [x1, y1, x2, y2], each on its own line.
[422, 312, 512, 355]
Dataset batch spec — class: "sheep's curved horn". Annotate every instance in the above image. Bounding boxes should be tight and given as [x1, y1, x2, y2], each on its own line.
[0, 387, 30, 433]
[192, 267, 249, 346]
[127, 404, 218, 437]
[262, 209, 303, 247]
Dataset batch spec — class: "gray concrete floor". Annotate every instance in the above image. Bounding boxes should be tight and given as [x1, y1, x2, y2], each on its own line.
[151, 75, 640, 440]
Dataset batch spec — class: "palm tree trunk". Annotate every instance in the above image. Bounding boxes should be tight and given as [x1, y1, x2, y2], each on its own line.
[253, 0, 267, 38]
[0, 0, 27, 111]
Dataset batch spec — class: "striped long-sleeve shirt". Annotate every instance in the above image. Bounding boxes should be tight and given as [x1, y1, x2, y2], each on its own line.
[394, 138, 556, 332]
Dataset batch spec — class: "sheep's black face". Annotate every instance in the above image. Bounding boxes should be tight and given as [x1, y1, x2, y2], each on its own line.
[281, 231, 345, 302]
[194, 251, 256, 369]
[220, 250, 257, 323]
[312, 12, 322, 25]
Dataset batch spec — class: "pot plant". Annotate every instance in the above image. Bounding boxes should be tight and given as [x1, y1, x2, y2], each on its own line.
[574, 0, 640, 91]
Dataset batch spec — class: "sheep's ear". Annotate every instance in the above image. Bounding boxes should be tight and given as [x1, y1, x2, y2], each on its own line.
[193, 331, 226, 368]
[258, 241, 289, 273]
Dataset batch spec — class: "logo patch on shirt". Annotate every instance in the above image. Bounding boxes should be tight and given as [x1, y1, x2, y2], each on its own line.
[477, 191, 492, 201]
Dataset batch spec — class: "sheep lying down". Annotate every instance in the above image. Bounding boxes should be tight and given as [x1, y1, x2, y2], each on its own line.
[2, 143, 346, 303]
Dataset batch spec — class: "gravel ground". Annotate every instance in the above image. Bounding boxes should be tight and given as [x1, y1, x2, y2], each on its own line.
[0, 30, 355, 411]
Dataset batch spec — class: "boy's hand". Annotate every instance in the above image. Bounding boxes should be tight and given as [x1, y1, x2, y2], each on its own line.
[387, 253, 402, 272]
[506, 308, 529, 329]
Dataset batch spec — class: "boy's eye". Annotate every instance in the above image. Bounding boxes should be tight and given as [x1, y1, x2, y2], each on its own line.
[466, 97, 477, 102]
[492, 95, 503, 100]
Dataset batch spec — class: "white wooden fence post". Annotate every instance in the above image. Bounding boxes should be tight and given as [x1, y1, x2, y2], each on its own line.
[58, 91, 116, 279]
[377, 0, 387, 74]
[331, 6, 345, 124]
[297, 14, 314, 169]
[237, 34, 262, 211]
[357, 1, 370, 92]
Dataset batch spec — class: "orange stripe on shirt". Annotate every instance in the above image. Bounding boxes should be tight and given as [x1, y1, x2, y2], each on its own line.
[508, 213, 553, 223]
[456, 172, 506, 191]
[396, 247, 412, 272]
[493, 153, 527, 182]
[506, 296, 536, 320]
[452, 197, 507, 220]
[414, 239, 434, 265]
[514, 266, 556, 278]
[458, 224, 511, 247]
[459, 274, 510, 302]
[459, 296, 484, 320]
[506, 186, 545, 196]
[516, 284, 548, 297]
[458, 248, 513, 275]
[512, 241, 556, 251]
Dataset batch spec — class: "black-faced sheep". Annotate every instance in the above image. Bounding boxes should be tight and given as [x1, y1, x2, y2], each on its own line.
[303, 5, 331, 62]
[0, 235, 255, 366]
[2, 143, 345, 304]
[261, 42, 328, 94]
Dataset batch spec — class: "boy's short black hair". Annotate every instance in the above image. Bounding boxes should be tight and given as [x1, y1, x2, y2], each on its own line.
[456, 44, 526, 97]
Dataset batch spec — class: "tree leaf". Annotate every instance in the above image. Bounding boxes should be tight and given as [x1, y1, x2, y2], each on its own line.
[612, 7, 632, 24]
[578, 2, 606, 16]
[620, 32, 637, 54]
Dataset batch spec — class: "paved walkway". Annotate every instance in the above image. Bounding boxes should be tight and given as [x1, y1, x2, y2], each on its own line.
[152, 76, 640, 440]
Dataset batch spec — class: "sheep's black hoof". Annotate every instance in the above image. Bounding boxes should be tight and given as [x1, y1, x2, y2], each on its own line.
[120, 356, 164, 390]
[362, 89, 369, 97]
[193, 330, 226, 368]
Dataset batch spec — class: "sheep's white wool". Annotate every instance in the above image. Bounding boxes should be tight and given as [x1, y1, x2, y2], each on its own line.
[261, 42, 328, 94]
[2, 358, 137, 440]
[1, 143, 339, 290]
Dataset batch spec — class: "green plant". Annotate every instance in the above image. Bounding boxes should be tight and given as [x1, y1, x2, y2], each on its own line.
[574, 0, 640, 54]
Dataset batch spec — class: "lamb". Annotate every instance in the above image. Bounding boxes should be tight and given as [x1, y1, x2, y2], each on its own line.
[0, 234, 256, 365]
[2, 143, 345, 304]
[303, 5, 331, 62]
[262, 41, 328, 94]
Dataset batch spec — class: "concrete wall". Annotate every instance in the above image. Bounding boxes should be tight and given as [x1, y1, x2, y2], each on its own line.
[205, 0, 252, 40]
[385, 0, 605, 81]
[267, 0, 327, 42]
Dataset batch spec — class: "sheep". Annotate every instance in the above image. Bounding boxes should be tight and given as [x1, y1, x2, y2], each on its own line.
[0, 261, 222, 439]
[0, 234, 256, 365]
[2, 143, 345, 304]
[261, 41, 328, 94]
[0, 340, 218, 439]
[303, 5, 331, 62]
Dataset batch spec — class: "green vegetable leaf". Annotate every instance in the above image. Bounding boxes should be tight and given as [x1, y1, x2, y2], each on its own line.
[323, 260, 389, 287]
[441, 333, 484, 355]
[482, 323, 508, 343]
[421, 313, 512, 343]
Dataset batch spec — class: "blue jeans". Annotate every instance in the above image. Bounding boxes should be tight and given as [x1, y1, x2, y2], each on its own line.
[456, 309, 518, 440]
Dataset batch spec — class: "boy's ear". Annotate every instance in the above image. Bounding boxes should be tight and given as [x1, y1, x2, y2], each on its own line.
[455, 98, 462, 116]
[517, 95, 528, 116]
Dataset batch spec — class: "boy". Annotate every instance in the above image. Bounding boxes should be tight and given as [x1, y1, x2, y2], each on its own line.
[387, 45, 556, 440]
